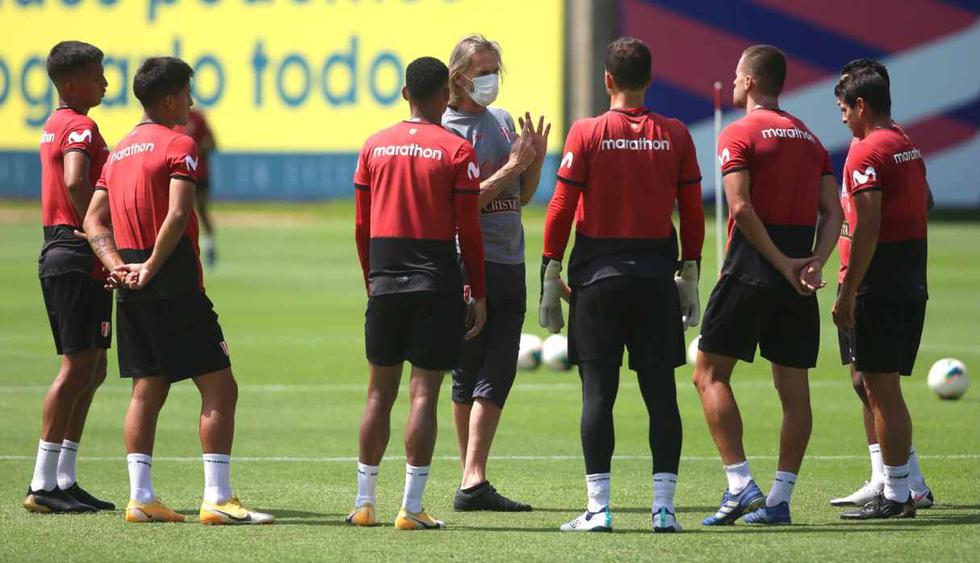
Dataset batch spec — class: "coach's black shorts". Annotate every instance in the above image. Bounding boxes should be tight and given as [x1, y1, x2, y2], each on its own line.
[365, 290, 465, 371]
[452, 263, 526, 408]
[568, 276, 685, 372]
[41, 272, 112, 355]
[839, 293, 926, 376]
[116, 292, 230, 382]
[699, 275, 819, 369]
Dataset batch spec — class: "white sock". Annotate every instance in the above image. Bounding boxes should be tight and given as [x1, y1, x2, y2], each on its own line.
[652, 473, 677, 514]
[127, 453, 155, 503]
[355, 462, 379, 507]
[202, 453, 233, 504]
[402, 464, 430, 513]
[883, 463, 911, 503]
[908, 445, 927, 492]
[724, 460, 753, 494]
[766, 471, 797, 507]
[586, 473, 611, 513]
[869, 443, 884, 486]
[30, 440, 62, 492]
[56, 440, 80, 489]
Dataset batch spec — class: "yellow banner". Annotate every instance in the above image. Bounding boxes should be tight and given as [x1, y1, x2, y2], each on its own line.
[0, 0, 563, 151]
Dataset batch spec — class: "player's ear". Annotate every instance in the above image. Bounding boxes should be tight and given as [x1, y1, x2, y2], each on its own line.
[401, 86, 409, 102]
[603, 71, 614, 92]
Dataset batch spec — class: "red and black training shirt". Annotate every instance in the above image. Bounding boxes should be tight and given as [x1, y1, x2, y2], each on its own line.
[39, 107, 109, 279]
[354, 119, 485, 298]
[543, 107, 704, 287]
[96, 122, 202, 301]
[173, 110, 214, 180]
[839, 125, 928, 300]
[717, 108, 833, 287]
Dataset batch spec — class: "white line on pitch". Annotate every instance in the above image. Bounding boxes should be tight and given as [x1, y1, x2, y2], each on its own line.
[0, 454, 977, 463]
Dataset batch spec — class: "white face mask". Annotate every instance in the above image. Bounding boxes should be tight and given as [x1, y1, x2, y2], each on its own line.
[468, 73, 499, 107]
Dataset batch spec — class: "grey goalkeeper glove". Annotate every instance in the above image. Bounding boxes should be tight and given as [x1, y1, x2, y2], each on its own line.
[674, 260, 700, 330]
[539, 259, 565, 334]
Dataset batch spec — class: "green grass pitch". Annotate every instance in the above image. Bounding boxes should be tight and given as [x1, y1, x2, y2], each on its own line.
[0, 200, 978, 561]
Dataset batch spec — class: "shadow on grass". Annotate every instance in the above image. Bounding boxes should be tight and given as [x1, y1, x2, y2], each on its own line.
[531, 506, 717, 514]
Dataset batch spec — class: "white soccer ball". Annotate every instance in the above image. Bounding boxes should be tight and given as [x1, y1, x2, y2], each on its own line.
[687, 335, 701, 365]
[927, 358, 970, 400]
[541, 334, 571, 371]
[517, 333, 543, 370]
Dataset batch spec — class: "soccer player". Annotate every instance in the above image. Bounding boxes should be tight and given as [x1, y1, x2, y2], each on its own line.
[174, 109, 218, 267]
[25, 40, 115, 514]
[833, 67, 930, 520]
[541, 37, 704, 533]
[346, 56, 486, 530]
[694, 45, 842, 526]
[828, 59, 934, 510]
[83, 56, 273, 525]
[444, 33, 549, 512]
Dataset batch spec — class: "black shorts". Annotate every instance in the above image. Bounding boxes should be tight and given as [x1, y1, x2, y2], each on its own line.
[116, 292, 231, 382]
[452, 263, 526, 408]
[839, 294, 926, 376]
[365, 291, 464, 371]
[568, 276, 685, 371]
[40, 272, 112, 355]
[197, 176, 210, 194]
[699, 275, 819, 369]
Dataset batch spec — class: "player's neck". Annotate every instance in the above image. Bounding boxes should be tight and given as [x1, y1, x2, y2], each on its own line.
[608, 91, 645, 111]
[142, 111, 176, 129]
[746, 94, 779, 114]
[408, 109, 442, 125]
[56, 97, 90, 116]
[855, 116, 893, 139]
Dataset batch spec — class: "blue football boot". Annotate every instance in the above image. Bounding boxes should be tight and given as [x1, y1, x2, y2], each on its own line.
[744, 501, 792, 525]
[701, 480, 766, 526]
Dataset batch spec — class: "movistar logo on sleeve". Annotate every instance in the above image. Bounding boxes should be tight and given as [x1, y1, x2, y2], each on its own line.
[185, 155, 199, 171]
[467, 161, 480, 180]
[852, 166, 877, 186]
[561, 151, 574, 169]
[719, 147, 731, 165]
[67, 129, 93, 144]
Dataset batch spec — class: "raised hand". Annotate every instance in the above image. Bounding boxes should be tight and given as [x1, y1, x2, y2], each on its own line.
[518, 112, 551, 165]
[508, 116, 537, 171]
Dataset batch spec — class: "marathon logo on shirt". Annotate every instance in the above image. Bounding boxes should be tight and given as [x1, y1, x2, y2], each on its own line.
[40, 131, 55, 144]
[110, 142, 156, 163]
[372, 143, 443, 160]
[483, 195, 520, 215]
[893, 148, 922, 164]
[600, 138, 671, 151]
[760, 127, 816, 143]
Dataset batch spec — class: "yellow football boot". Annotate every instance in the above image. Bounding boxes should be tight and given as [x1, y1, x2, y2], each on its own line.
[345, 503, 377, 527]
[394, 507, 445, 530]
[199, 496, 274, 525]
[125, 498, 185, 523]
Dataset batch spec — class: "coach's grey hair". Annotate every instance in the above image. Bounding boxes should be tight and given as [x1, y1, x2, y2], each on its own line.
[448, 33, 504, 107]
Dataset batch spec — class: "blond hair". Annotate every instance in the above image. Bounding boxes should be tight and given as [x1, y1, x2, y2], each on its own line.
[448, 33, 504, 107]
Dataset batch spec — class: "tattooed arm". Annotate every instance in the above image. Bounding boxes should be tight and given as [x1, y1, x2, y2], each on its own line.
[83, 189, 124, 272]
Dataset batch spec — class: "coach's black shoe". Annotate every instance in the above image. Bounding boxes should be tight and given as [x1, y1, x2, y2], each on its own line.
[63, 483, 116, 511]
[454, 482, 532, 512]
[23, 487, 96, 514]
[840, 493, 915, 520]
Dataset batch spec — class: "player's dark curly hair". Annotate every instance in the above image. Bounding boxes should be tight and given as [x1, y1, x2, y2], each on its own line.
[840, 58, 889, 84]
[47, 41, 104, 82]
[405, 57, 449, 101]
[605, 37, 651, 91]
[133, 57, 195, 108]
[741, 45, 786, 96]
[835, 68, 891, 116]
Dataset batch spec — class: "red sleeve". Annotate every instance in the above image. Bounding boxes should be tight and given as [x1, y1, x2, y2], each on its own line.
[453, 143, 485, 298]
[718, 123, 751, 175]
[62, 118, 99, 159]
[543, 179, 581, 260]
[821, 147, 834, 176]
[354, 144, 371, 188]
[166, 135, 199, 182]
[845, 141, 884, 195]
[678, 124, 702, 185]
[95, 159, 110, 191]
[556, 121, 588, 188]
[677, 181, 705, 260]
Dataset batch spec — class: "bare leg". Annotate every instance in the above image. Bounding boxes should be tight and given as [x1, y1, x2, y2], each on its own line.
[39, 349, 103, 443]
[452, 401, 471, 470]
[771, 364, 812, 473]
[692, 351, 744, 464]
[358, 363, 402, 465]
[861, 373, 911, 467]
[193, 368, 238, 454]
[460, 398, 503, 488]
[124, 377, 171, 455]
[850, 369, 878, 445]
[63, 350, 107, 443]
[404, 367, 444, 467]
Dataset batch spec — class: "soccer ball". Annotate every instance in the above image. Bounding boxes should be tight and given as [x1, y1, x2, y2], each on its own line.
[542, 334, 572, 371]
[687, 335, 701, 365]
[927, 358, 970, 400]
[517, 333, 543, 370]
